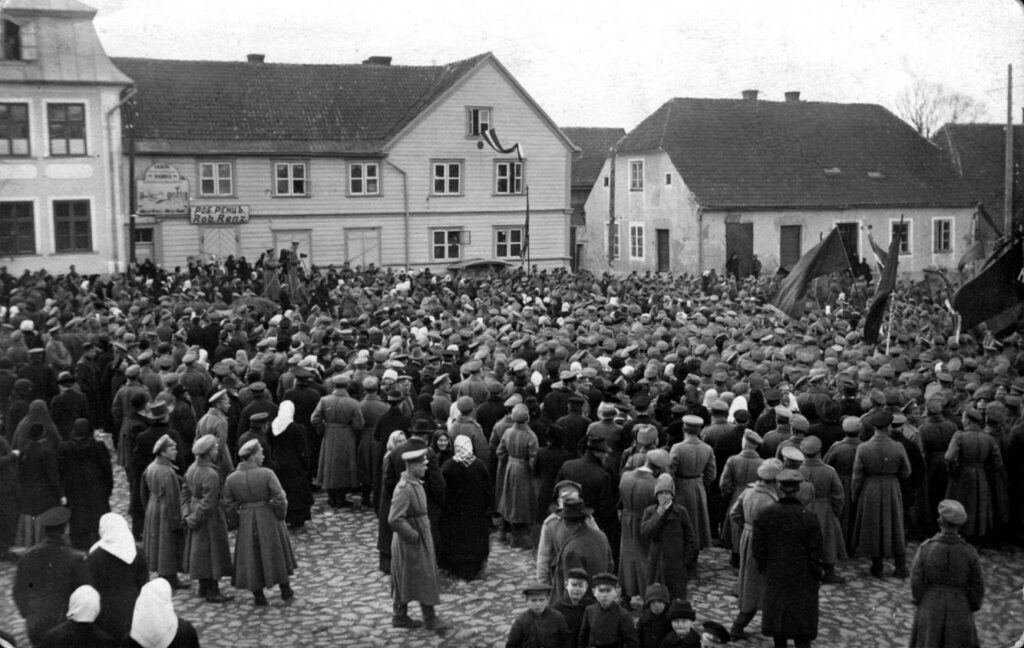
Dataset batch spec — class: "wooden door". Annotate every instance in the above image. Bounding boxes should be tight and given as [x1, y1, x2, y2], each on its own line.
[779, 225, 802, 271]
[199, 226, 239, 262]
[725, 222, 753, 277]
[656, 228, 670, 273]
[273, 229, 313, 265]
[345, 227, 381, 268]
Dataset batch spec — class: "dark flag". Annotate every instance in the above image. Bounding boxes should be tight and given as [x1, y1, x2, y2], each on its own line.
[952, 237, 1024, 331]
[868, 230, 889, 272]
[481, 127, 528, 259]
[863, 225, 902, 345]
[770, 228, 852, 319]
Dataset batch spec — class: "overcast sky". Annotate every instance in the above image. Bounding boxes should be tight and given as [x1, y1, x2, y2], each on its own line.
[83, 0, 1024, 131]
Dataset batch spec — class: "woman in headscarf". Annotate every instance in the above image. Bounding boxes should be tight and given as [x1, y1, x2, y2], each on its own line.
[438, 435, 492, 580]
[15, 423, 62, 547]
[88, 512, 148, 641]
[38, 585, 117, 648]
[270, 401, 313, 529]
[59, 418, 113, 549]
[127, 578, 200, 648]
[12, 399, 61, 451]
[430, 429, 454, 466]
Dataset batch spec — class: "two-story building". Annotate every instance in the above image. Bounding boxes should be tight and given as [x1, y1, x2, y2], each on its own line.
[0, 0, 132, 275]
[114, 52, 576, 272]
[579, 91, 976, 277]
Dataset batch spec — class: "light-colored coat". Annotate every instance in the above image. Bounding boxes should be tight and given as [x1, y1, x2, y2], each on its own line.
[181, 457, 232, 579]
[223, 461, 296, 590]
[141, 456, 183, 576]
[312, 389, 365, 490]
[730, 482, 778, 613]
[388, 471, 440, 605]
[616, 467, 657, 599]
[496, 422, 538, 524]
[800, 457, 848, 564]
[668, 436, 716, 548]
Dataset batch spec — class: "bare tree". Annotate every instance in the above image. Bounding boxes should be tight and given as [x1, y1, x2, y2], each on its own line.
[895, 80, 985, 138]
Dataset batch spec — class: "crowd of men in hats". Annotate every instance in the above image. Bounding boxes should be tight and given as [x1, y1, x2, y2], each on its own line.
[0, 256, 1020, 646]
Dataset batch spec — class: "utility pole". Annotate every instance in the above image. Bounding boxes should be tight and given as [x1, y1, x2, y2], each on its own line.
[607, 148, 616, 266]
[126, 95, 137, 276]
[1005, 64, 1014, 235]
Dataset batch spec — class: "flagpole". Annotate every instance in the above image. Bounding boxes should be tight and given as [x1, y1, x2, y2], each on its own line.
[885, 294, 895, 355]
[525, 184, 531, 272]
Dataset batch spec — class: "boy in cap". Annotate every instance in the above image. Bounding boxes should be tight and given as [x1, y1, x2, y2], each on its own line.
[389, 447, 448, 633]
[506, 581, 572, 648]
[641, 473, 697, 601]
[552, 567, 594, 648]
[578, 572, 638, 648]
[661, 599, 700, 647]
[636, 583, 671, 648]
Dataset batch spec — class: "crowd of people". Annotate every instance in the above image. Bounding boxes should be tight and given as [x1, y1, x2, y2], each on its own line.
[0, 255, 1021, 647]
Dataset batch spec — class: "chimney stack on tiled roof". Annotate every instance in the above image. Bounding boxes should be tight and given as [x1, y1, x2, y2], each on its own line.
[246, 53, 265, 63]
[785, 91, 801, 102]
[741, 89, 759, 101]
[362, 56, 393, 66]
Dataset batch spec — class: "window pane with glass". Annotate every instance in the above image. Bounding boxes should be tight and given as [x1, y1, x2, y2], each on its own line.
[0, 103, 29, 156]
[53, 199, 91, 252]
[47, 103, 86, 156]
[0, 201, 35, 255]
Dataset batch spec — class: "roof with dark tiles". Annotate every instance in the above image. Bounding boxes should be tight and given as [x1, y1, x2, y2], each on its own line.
[562, 127, 625, 188]
[933, 123, 1024, 224]
[113, 53, 490, 155]
[615, 97, 974, 210]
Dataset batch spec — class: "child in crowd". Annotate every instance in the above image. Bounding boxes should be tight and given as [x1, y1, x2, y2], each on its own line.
[578, 573, 638, 648]
[637, 583, 672, 648]
[660, 599, 700, 647]
[506, 581, 571, 648]
[552, 567, 593, 648]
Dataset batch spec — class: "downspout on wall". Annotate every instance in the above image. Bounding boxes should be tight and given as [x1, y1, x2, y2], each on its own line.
[105, 87, 137, 273]
[697, 205, 705, 273]
[385, 159, 410, 268]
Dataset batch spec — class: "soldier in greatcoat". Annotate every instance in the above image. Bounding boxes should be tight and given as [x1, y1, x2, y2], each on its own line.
[181, 435, 232, 603]
[140, 434, 186, 588]
[312, 374, 365, 508]
[667, 414, 715, 574]
[798, 436, 848, 584]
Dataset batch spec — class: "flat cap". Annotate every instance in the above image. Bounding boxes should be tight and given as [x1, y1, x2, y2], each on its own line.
[780, 446, 805, 463]
[938, 499, 968, 526]
[38, 506, 72, 529]
[799, 436, 822, 455]
[645, 448, 671, 470]
[192, 435, 217, 456]
[152, 434, 175, 455]
[238, 438, 261, 458]
[682, 414, 704, 429]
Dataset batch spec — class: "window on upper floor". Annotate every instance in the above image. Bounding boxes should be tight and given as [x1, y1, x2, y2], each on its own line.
[629, 223, 645, 259]
[891, 220, 911, 255]
[47, 103, 86, 156]
[431, 228, 465, 261]
[933, 219, 952, 254]
[53, 199, 92, 252]
[349, 162, 380, 196]
[199, 161, 233, 196]
[608, 221, 621, 259]
[1, 20, 21, 60]
[432, 160, 462, 195]
[495, 160, 523, 195]
[495, 227, 524, 258]
[0, 201, 35, 255]
[629, 160, 644, 191]
[274, 161, 308, 196]
[0, 103, 29, 156]
[468, 107, 491, 136]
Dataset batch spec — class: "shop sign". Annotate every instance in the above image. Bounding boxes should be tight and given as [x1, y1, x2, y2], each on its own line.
[138, 163, 189, 216]
[190, 204, 250, 225]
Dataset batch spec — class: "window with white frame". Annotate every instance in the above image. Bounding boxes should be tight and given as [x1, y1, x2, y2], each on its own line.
[468, 107, 491, 136]
[431, 228, 464, 261]
[199, 161, 233, 196]
[47, 103, 85, 156]
[495, 160, 523, 195]
[349, 162, 379, 196]
[629, 160, 644, 191]
[432, 160, 462, 195]
[274, 161, 307, 196]
[0, 103, 29, 156]
[495, 227, 524, 258]
[53, 199, 91, 252]
[608, 221, 621, 259]
[629, 223, 645, 259]
[933, 219, 952, 254]
[0, 201, 34, 255]
[891, 220, 910, 255]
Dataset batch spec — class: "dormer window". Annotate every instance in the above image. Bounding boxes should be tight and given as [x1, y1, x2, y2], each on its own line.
[867, 170, 885, 179]
[468, 107, 491, 136]
[1, 20, 21, 60]
[823, 167, 841, 177]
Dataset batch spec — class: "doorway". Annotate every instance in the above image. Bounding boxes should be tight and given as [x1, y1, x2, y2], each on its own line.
[656, 229, 670, 273]
[836, 222, 860, 264]
[345, 227, 381, 269]
[272, 229, 313, 266]
[199, 226, 238, 262]
[725, 221, 753, 277]
[779, 225, 802, 271]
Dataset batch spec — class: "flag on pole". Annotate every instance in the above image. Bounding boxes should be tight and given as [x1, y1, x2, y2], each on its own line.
[868, 230, 889, 272]
[522, 186, 530, 259]
[770, 228, 852, 319]
[863, 221, 902, 345]
[480, 127, 522, 161]
[952, 236, 1024, 331]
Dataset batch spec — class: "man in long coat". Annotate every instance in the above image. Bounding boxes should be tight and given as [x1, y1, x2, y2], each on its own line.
[823, 417, 862, 553]
[852, 409, 911, 578]
[719, 429, 764, 562]
[497, 403, 539, 549]
[389, 447, 449, 633]
[753, 469, 824, 648]
[798, 436, 848, 584]
[546, 496, 614, 605]
[944, 407, 1006, 541]
[194, 389, 235, 481]
[557, 434, 617, 556]
[141, 434, 186, 587]
[223, 439, 296, 606]
[729, 458, 781, 641]
[667, 414, 715, 573]
[181, 435, 233, 603]
[909, 499, 985, 648]
[312, 374, 364, 508]
[616, 449, 668, 605]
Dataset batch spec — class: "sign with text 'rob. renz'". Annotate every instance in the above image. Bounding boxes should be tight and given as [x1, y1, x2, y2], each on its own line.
[190, 204, 250, 225]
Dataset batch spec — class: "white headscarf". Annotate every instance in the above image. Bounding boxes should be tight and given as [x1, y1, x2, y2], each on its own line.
[129, 579, 178, 648]
[272, 400, 295, 437]
[701, 388, 719, 411]
[66, 585, 101, 623]
[90, 513, 137, 564]
[453, 435, 475, 467]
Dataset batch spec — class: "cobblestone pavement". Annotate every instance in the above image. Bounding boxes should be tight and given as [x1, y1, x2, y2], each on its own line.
[2, 454, 1024, 647]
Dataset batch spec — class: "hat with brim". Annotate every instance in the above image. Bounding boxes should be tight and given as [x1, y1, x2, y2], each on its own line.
[38, 506, 71, 529]
[585, 434, 610, 453]
[411, 419, 434, 436]
[522, 582, 551, 596]
[558, 496, 590, 521]
[142, 401, 173, 421]
[152, 434, 175, 455]
[701, 620, 731, 644]
[401, 448, 428, 464]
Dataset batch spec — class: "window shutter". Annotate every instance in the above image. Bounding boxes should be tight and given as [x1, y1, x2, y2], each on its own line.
[462, 230, 471, 245]
[19, 22, 37, 61]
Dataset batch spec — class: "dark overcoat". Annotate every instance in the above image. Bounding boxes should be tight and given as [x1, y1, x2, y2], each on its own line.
[852, 433, 910, 557]
[59, 435, 112, 549]
[389, 471, 440, 605]
[13, 538, 89, 646]
[438, 456, 492, 580]
[223, 461, 296, 590]
[86, 546, 148, 642]
[640, 501, 697, 602]
[181, 457, 232, 579]
[909, 531, 984, 648]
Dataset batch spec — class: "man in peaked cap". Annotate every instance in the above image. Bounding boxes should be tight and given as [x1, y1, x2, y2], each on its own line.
[852, 408, 911, 578]
[760, 406, 793, 460]
[798, 435, 848, 585]
[388, 447, 449, 633]
[312, 370, 364, 509]
[719, 428, 764, 562]
[13, 506, 89, 646]
[453, 358, 488, 405]
[752, 468, 824, 648]
[667, 413, 716, 574]
[183, 434, 234, 603]
[700, 399, 741, 544]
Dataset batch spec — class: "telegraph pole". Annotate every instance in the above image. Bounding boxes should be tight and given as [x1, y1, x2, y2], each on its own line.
[1005, 64, 1014, 234]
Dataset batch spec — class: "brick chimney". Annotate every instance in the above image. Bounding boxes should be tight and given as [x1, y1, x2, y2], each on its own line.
[246, 53, 265, 63]
[741, 89, 759, 101]
[785, 91, 801, 102]
[362, 56, 392, 66]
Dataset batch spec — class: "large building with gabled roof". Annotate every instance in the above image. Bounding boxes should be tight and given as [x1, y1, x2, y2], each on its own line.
[113, 51, 576, 272]
[579, 91, 976, 276]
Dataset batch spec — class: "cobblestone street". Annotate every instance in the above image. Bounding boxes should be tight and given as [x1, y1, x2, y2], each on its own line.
[2, 457, 1024, 647]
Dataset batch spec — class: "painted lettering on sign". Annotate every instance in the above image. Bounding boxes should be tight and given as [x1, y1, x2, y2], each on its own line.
[190, 205, 250, 225]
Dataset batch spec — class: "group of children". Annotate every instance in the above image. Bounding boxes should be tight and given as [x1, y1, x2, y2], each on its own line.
[506, 570, 731, 648]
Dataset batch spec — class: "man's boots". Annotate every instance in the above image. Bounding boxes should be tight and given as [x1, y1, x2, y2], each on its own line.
[203, 579, 233, 603]
[422, 604, 449, 633]
[392, 602, 423, 629]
